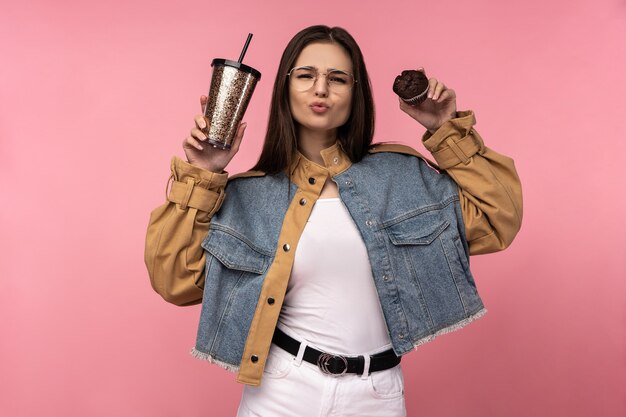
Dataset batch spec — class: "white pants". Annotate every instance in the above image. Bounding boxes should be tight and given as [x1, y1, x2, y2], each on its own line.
[237, 343, 406, 417]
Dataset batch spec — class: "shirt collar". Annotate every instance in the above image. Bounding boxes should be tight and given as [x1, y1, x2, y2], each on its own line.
[290, 141, 352, 175]
[286, 141, 352, 191]
[288, 141, 353, 189]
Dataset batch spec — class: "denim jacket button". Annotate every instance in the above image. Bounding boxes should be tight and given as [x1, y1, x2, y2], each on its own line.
[283, 243, 291, 252]
[366, 220, 373, 227]
[345, 180, 352, 186]
[308, 177, 316, 185]
[398, 333, 405, 340]
[299, 198, 307, 205]
[383, 275, 391, 282]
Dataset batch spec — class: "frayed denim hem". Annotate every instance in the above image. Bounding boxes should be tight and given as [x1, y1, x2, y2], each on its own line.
[190, 348, 240, 373]
[412, 308, 487, 349]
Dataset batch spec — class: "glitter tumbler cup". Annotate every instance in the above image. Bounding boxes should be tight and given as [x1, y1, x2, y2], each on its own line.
[203, 59, 261, 150]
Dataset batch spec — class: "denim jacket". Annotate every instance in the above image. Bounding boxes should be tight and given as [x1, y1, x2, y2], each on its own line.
[145, 110, 523, 386]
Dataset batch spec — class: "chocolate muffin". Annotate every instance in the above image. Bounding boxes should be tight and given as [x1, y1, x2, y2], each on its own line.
[393, 70, 429, 105]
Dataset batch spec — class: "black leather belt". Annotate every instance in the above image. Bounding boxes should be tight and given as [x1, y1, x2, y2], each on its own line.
[271, 327, 401, 376]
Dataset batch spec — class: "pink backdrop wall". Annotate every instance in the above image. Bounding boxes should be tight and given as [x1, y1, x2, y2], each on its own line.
[2, 0, 625, 416]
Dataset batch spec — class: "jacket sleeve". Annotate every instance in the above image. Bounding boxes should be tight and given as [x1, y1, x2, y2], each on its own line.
[144, 157, 228, 306]
[422, 110, 523, 255]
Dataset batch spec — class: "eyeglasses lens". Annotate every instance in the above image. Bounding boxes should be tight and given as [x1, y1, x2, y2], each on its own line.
[289, 68, 354, 92]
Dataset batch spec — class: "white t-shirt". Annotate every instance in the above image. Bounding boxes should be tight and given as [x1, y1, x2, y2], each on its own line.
[277, 197, 392, 355]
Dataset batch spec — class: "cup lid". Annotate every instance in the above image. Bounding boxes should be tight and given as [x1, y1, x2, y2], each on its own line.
[212, 59, 261, 80]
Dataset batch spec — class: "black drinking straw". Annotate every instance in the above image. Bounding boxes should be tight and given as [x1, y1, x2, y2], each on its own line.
[238, 33, 253, 63]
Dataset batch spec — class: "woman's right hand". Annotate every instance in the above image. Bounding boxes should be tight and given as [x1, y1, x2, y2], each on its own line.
[182, 95, 247, 173]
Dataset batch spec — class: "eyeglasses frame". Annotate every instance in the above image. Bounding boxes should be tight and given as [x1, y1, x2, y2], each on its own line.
[286, 66, 358, 92]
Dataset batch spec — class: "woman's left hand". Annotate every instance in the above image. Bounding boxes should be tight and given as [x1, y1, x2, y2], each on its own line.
[398, 68, 457, 133]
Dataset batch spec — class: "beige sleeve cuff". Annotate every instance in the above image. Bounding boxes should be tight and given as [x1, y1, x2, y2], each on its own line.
[170, 156, 229, 189]
[422, 110, 486, 170]
[167, 157, 228, 215]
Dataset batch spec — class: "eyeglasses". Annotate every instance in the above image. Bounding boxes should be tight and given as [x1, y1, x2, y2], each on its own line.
[287, 66, 357, 93]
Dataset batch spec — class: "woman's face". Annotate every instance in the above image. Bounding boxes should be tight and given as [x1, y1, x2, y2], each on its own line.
[288, 42, 354, 138]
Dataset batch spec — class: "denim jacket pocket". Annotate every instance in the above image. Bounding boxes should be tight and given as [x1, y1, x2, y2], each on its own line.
[383, 208, 482, 324]
[385, 210, 450, 246]
[197, 226, 272, 365]
[201, 225, 272, 274]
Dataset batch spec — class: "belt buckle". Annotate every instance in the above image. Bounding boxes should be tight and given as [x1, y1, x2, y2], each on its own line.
[317, 353, 348, 376]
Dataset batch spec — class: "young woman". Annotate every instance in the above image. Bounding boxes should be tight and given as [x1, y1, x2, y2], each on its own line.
[145, 25, 522, 417]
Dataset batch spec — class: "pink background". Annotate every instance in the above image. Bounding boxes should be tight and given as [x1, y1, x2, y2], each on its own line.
[2, 0, 625, 416]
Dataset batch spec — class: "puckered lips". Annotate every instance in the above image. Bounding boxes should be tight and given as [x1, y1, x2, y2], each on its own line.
[310, 101, 330, 114]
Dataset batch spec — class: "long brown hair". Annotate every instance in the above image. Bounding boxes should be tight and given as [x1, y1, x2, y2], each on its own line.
[251, 25, 375, 174]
